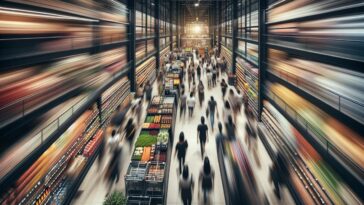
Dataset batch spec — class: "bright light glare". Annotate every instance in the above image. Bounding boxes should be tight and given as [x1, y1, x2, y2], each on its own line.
[194, 3, 199, 7]
[193, 25, 201, 33]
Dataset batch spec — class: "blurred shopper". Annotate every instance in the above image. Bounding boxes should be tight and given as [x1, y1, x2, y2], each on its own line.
[236, 89, 243, 112]
[144, 81, 152, 102]
[124, 119, 136, 145]
[190, 81, 196, 96]
[226, 115, 236, 140]
[188, 65, 192, 88]
[207, 96, 218, 131]
[136, 83, 144, 100]
[220, 79, 228, 98]
[110, 105, 125, 130]
[270, 152, 290, 200]
[197, 117, 209, 158]
[215, 122, 225, 141]
[98, 129, 107, 170]
[108, 129, 120, 153]
[192, 67, 196, 84]
[223, 100, 233, 125]
[105, 145, 122, 196]
[175, 132, 189, 174]
[179, 67, 184, 83]
[180, 91, 187, 118]
[212, 66, 217, 87]
[179, 165, 194, 205]
[206, 69, 212, 88]
[135, 99, 143, 124]
[187, 92, 196, 117]
[197, 64, 202, 80]
[199, 157, 215, 204]
[198, 80, 205, 107]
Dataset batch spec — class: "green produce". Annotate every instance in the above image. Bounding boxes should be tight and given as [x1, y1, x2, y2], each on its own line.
[135, 135, 157, 147]
[157, 130, 169, 145]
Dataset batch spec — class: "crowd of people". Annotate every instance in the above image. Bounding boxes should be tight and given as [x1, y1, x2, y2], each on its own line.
[95, 46, 287, 204]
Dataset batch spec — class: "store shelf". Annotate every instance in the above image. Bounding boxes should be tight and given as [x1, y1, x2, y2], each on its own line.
[266, 69, 364, 131]
[0, 66, 131, 194]
[264, 88, 364, 200]
[266, 2, 364, 25]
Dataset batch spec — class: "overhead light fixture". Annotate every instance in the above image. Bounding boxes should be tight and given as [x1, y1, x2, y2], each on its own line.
[193, 24, 201, 33]
[194, 2, 199, 7]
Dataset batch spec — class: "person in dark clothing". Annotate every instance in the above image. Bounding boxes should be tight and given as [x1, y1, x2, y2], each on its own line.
[199, 157, 215, 204]
[226, 115, 236, 139]
[212, 66, 217, 87]
[179, 68, 184, 83]
[198, 80, 205, 107]
[179, 165, 194, 205]
[125, 119, 136, 145]
[175, 132, 189, 174]
[180, 91, 187, 118]
[106, 145, 122, 196]
[207, 96, 218, 131]
[197, 65, 201, 80]
[197, 117, 209, 158]
[270, 152, 290, 200]
[144, 81, 152, 101]
[215, 122, 225, 141]
[220, 79, 228, 98]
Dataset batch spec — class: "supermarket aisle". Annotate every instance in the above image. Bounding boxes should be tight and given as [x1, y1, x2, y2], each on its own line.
[166, 52, 294, 205]
[71, 85, 158, 205]
[166, 56, 226, 205]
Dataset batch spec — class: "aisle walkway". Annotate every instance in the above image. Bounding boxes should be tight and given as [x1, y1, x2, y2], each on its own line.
[166, 52, 294, 205]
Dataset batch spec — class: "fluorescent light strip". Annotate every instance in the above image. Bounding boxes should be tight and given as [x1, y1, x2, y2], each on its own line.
[0, 6, 98, 22]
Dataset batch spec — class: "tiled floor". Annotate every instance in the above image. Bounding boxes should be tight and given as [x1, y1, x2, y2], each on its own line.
[72, 52, 294, 205]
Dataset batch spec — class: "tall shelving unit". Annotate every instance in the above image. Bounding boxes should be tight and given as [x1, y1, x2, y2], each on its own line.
[0, 1, 132, 204]
[217, 0, 364, 204]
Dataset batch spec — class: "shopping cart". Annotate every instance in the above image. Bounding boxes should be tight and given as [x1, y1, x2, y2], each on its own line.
[125, 161, 148, 196]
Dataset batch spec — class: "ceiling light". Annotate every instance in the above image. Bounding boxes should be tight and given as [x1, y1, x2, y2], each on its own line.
[194, 2, 199, 7]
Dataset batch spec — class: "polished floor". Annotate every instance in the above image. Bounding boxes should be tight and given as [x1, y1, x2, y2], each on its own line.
[71, 53, 295, 205]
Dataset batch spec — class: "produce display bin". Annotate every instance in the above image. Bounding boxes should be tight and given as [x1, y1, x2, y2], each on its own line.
[145, 162, 166, 196]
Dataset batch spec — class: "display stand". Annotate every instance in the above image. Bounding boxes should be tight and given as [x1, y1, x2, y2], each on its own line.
[125, 96, 176, 205]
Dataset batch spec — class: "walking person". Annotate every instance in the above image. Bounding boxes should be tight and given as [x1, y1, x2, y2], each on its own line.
[197, 116, 209, 158]
[199, 157, 215, 204]
[108, 129, 120, 153]
[226, 115, 236, 139]
[190, 81, 196, 96]
[144, 81, 152, 102]
[136, 83, 144, 100]
[175, 132, 188, 174]
[207, 96, 218, 131]
[197, 64, 201, 80]
[188, 66, 192, 88]
[198, 80, 205, 107]
[180, 91, 187, 118]
[187, 92, 196, 117]
[212, 66, 217, 87]
[179, 165, 194, 205]
[206, 69, 212, 88]
[220, 79, 228, 99]
[105, 145, 122, 196]
[223, 100, 233, 125]
[124, 118, 136, 145]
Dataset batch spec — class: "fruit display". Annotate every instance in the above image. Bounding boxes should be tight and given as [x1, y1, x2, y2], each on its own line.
[141, 147, 151, 162]
[161, 116, 172, 124]
[161, 108, 173, 114]
[157, 130, 169, 149]
[161, 104, 173, 109]
[132, 147, 143, 161]
[145, 116, 155, 123]
[147, 107, 159, 114]
[163, 97, 175, 104]
[152, 96, 163, 105]
[173, 79, 180, 85]
[147, 123, 160, 129]
[160, 124, 171, 129]
[154, 115, 161, 123]
[142, 123, 150, 129]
